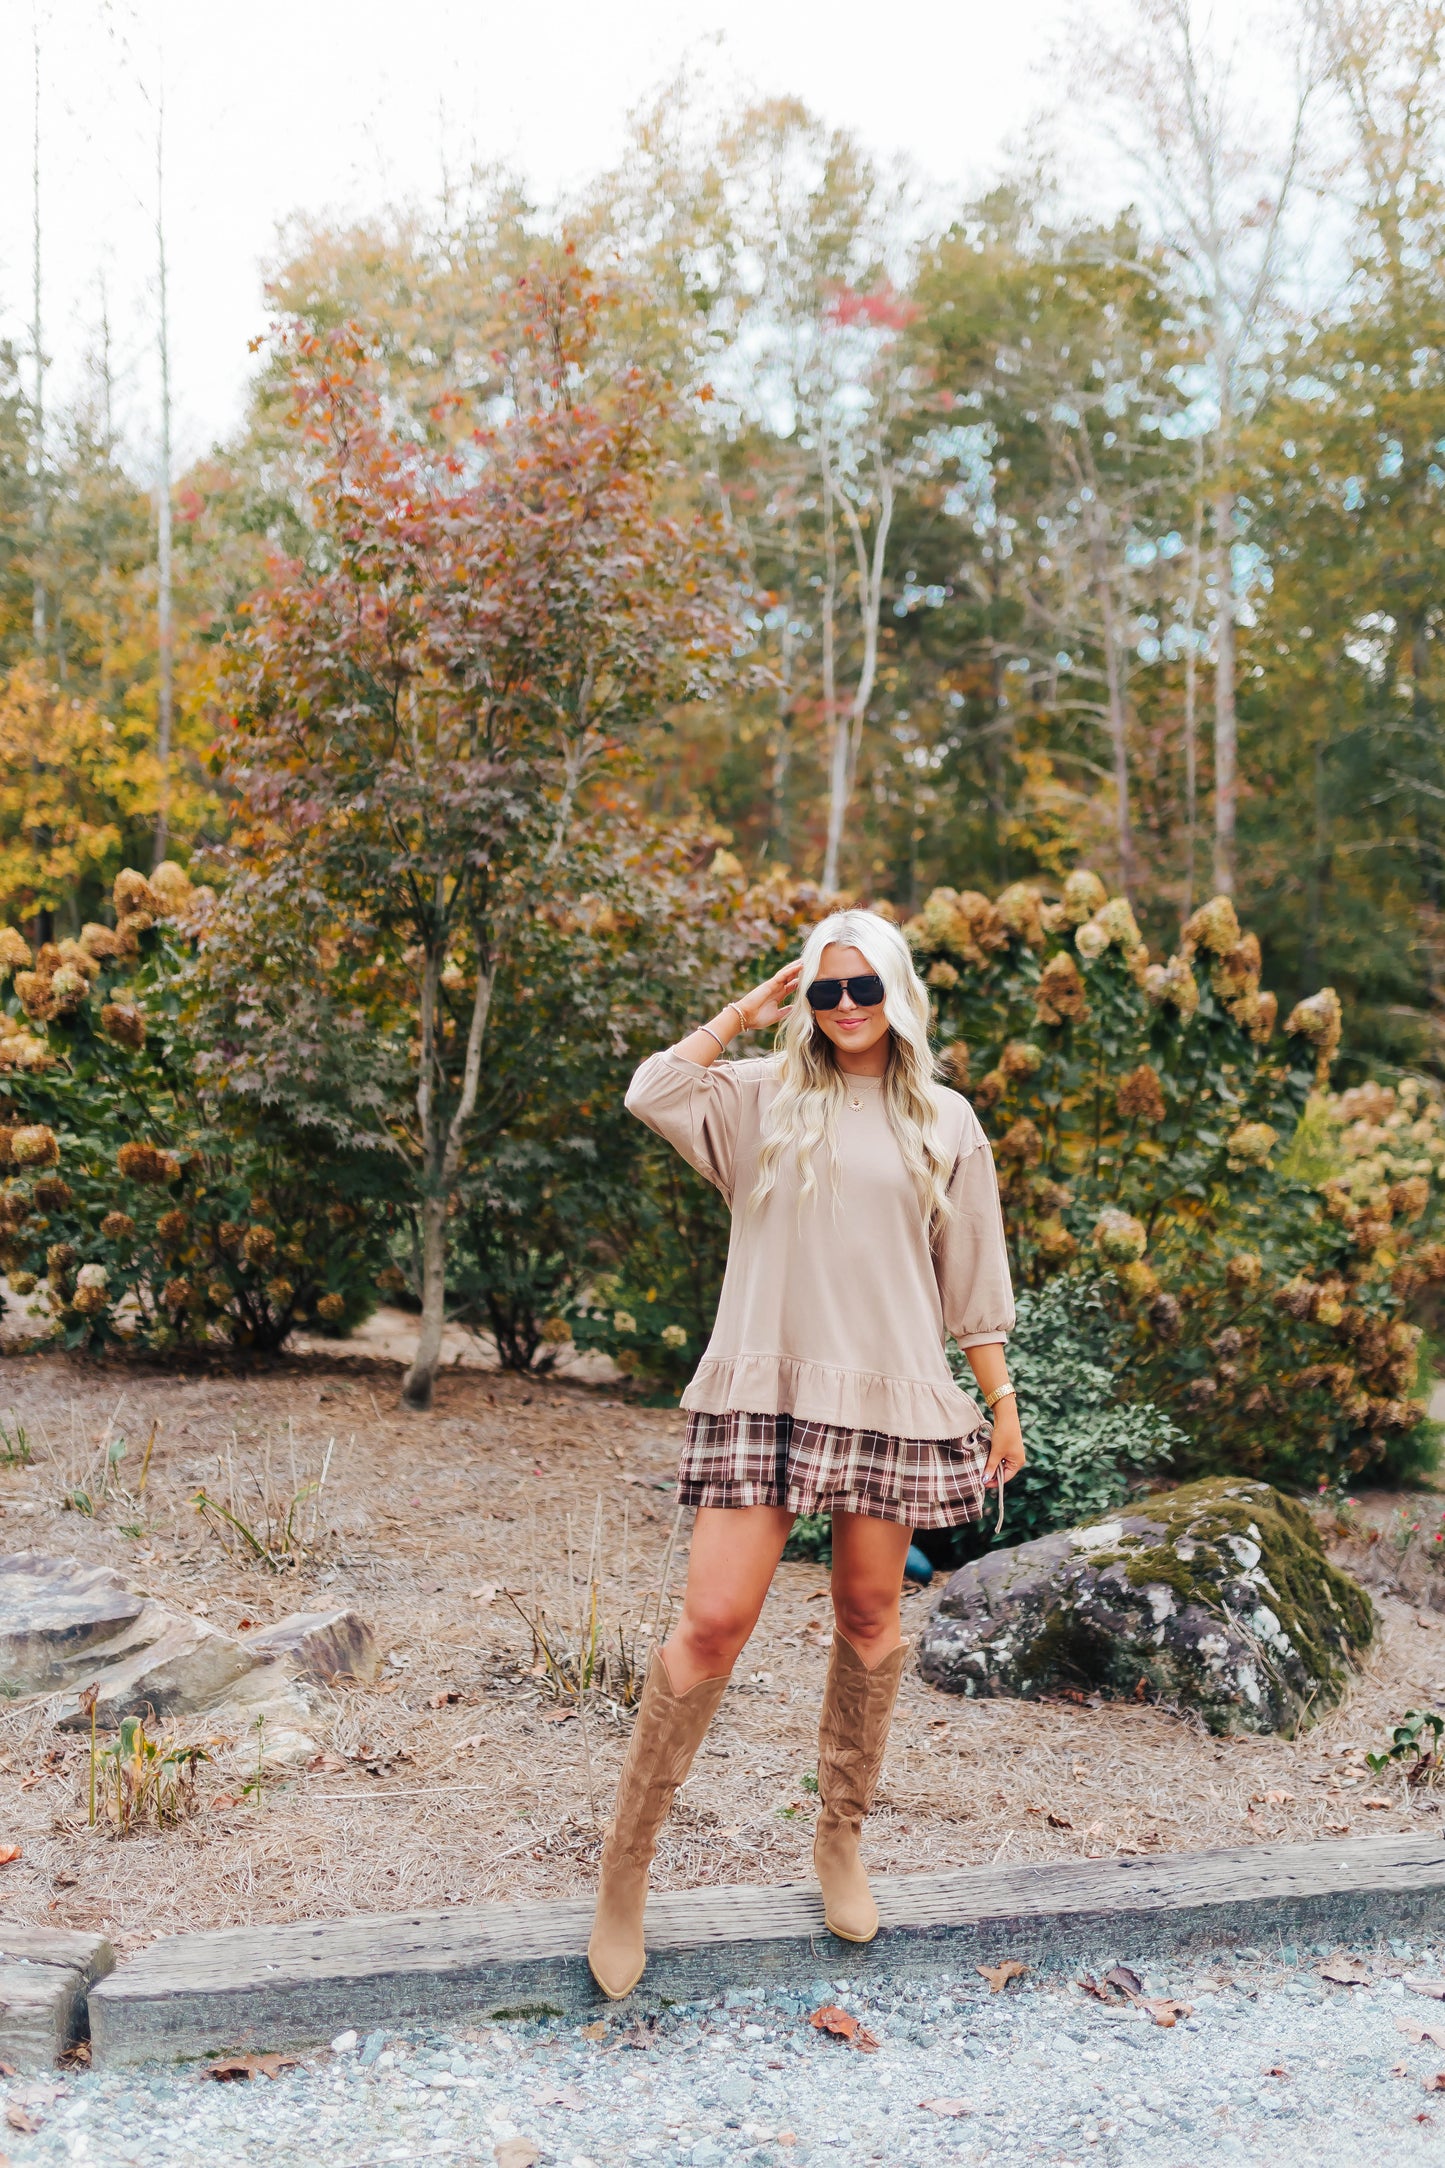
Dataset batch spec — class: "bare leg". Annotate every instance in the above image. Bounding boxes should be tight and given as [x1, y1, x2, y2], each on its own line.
[828, 1511, 912, 1668]
[661, 1503, 795, 1692]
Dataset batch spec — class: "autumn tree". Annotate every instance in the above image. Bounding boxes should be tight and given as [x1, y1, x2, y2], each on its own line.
[222, 260, 743, 1407]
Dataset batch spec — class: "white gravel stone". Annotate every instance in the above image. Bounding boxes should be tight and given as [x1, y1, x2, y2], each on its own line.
[1, 1946, 1443, 2165]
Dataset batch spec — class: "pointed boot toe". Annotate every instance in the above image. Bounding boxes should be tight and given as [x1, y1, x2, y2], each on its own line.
[814, 1814, 880, 1943]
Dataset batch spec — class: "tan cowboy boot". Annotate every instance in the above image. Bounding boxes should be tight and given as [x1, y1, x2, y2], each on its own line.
[813, 1631, 908, 1943]
[586, 1648, 730, 1999]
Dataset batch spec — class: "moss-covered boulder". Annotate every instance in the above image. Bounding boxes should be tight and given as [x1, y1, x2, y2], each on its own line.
[916, 1478, 1375, 1736]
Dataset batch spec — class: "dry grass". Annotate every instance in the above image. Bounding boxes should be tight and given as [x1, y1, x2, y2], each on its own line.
[0, 1349, 1442, 1957]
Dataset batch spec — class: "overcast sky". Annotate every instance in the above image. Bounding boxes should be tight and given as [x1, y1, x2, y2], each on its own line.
[0, 0, 1282, 475]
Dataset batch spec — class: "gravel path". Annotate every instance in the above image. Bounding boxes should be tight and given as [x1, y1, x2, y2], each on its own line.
[4, 1941, 1444, 2166]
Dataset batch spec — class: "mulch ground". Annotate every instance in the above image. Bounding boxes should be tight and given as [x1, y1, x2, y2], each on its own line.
[0, 1350, 1442, 1957]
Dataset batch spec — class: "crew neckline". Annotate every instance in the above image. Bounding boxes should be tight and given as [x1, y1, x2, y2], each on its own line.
[836, 1070, 885, 1089]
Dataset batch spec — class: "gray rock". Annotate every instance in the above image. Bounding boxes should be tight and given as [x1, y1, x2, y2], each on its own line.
[243, 1609, 378, 1685]
[0, 1553, 145, 1693]
[52, 1608, 258, 1731]
[916, 1478, 1374, 1735]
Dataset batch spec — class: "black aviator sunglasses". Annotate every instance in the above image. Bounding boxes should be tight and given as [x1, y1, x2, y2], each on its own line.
[805, 973, 886, 1012]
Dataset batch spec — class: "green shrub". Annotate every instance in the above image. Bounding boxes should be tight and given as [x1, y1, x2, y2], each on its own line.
[0, 868, 391, 1356]
[947, 1275, 1183, 1543]
[907, 877, 1445, 1490]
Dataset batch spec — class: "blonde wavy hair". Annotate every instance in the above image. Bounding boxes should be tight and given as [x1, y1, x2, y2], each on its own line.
[751, 908, 955, 1228]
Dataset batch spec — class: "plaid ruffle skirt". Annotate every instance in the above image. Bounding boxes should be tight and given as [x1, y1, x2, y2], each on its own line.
[678, 1409, 990, 1528]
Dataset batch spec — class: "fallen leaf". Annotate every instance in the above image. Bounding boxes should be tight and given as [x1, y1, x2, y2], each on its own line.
[5, 2107, 38, 2133]
[1362, 1797, 1393, 1810]
[469, 1584, 498, 1605]
[920, 2097, 972, 2115]
[579, 2021, 607, 2042]
[1428, 2074, 1445, 2093]
[977, 1959, 1029, 1994]
[1321, 1955, 1372, 1985]
[1406, 1978, 1445, 2001]
[1046, 1812, 1073, 1829]
[495, 2143, 541, 2168]
[532, 2084, 585, 2108]
[1398, 2016, 1445, 2050]
[1143, 1998, 1194, 2028]
[808, 2004, 880, 2052]
[1263, 2065, 1288, 2078]
[0, 1846, 21, 1866]
[207, 1795, 240, 1812]
[613, 2020, 658, 2050]
[428, 1689, 463, 1709]
[204, 2053, 299, 2082]
[540, 1709, 576, 1726]
[1102, 1964, 1145, 2000]
[1393, 2061, 1411, 2077]
[305, 1753, 347, 1775]
[1325, 1822, 1351, 1835]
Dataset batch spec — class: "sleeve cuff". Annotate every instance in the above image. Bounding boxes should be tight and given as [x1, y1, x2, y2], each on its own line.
[954, 1330, 1010, 1349]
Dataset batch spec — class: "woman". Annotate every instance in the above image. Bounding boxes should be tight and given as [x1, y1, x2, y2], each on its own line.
[587, 907, 1024, 1999]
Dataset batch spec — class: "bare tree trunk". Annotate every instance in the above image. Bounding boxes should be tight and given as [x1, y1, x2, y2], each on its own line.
[402, 939, 497, 1411]
[1210, 484, 1237, 896]
[819, 450, 845, 891]
[152, 91, 174, 869]
[29, 27, 46, 662]
[1180, 439, 1205, 925]
[822, 438, 893, 892]
[768, 608, 795, 862]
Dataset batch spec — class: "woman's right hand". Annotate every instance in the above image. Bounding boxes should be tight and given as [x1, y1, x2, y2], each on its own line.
[737, 959, 803, 1031]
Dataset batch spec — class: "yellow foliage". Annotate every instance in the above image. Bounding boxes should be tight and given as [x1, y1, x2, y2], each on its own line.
[0, 664, 163, 919]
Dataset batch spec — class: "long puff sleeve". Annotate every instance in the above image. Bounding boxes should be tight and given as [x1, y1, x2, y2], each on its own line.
[933, 1123, 1015, 1350]
[624, 1049, 761, 1206]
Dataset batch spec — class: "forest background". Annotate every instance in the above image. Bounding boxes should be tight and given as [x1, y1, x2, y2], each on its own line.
[1, 0, 1444, 1522]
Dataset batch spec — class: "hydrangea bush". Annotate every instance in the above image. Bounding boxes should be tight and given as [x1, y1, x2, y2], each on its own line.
[0, 866, 390, 1356]
[906, 872, 1444, 1488]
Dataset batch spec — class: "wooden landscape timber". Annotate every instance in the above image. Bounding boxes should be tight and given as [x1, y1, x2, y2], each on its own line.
[82, 1832, 1445, 2068]
[0, 1923, 113, 2070]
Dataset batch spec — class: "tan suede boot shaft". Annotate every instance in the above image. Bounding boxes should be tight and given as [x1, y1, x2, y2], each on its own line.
[813, 1631, 907, 1943]
[587, 1649, 729, 1999]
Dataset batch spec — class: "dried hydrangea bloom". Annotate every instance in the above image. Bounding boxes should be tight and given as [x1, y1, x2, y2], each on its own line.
[13, 970, 56, 1021]
[1285, 987, 1343, 1063]
[1114, 1260, 1159, 1303]
[206, 1278, 233, 1309]
[242, 1226, 276, 1266]
[149, 861, 194, 918]
[0, 927, 32, 972]
[48, 965, 89, 1015]
[1034, 950, 1088, 1025]
[999, 1039, 1044, 1080]
[1158, 956, 1199, 1021]
[265, 1276, 296, 1307]
[1060, 868, 1108, 926]
[78, 922, 122, 962]
[46, 1241, 77, 1279]
[116, 1141, 181, 1184]
[1228, 987, 1278, 1044]
[939, 1040, 970, 1090]
[56, 940, 100, 982]
[997, 1117, 1044, 1167]
[1225, 1251, 1262, 1291]
[31, 1177, 70, 1210]
[1149, 1292, 1182, 1340]
[161, 1276, 191, 1311]
[315, 1292, 348, 1326]
[72, 1263, 110, 1316]
[660, 1322, 687, 1349]
[1389, 1175, 1430, 1220]
[100, 1003, 146, 1050]
[12, 1125, 59, 1168]
[156, 1208, 187, 1247]
[1035, 1219, 1078, 1264]
[8, 1271, 36, 1296]
[971, 1068, 1006, 1110]
[994, 881, 1046, 947]
[926, 959, 960, 989]
[1092, 1207, 1147, 1262]
[1074, 920, 1109, 961]
[100, 1212, 137, 1241]
[1226, 1121, 1278, 1168]
[1183, 894, 1242, 957]
[1115, 1063, 1166, 1124]
[1095, 896, 1142, 951]
[113, 868, 161, 917]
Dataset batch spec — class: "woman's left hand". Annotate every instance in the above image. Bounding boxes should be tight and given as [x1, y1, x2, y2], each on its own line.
[984, 1400, 1026, 1487]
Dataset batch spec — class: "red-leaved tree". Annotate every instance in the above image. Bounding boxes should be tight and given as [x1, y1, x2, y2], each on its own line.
[222, 258, 743, 1406]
